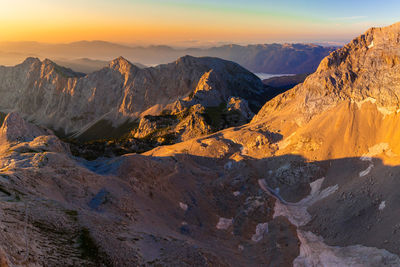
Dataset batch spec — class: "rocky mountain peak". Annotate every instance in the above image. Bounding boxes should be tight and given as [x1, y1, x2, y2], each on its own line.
[21, 57, 41, 66]
[109, 56, 134, 69]
[108, 56, 140, 78]
[253, 22, 400, 124]
[0, 55, 268, 138]
[174, 55, 195, 64]
[0, 112, 50, 142]
[317, 22, 400, 71]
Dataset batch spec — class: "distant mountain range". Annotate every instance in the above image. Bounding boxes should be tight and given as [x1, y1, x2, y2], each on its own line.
[0, 41, 338, 74]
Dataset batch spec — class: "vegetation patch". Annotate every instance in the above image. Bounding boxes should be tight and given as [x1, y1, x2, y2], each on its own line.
[143, 113, 178, 123]
[65, 111, 185, 160]
[74, 118, 140, 143]
[0, 111, 7, 127]
[0, 185, 11, 196]
[64, 209, 78, 222]
[77, 227, 112, 266]
[201, 102, 248, 132]
[202, 102, 227, 129]
[78, 228, 101, 260]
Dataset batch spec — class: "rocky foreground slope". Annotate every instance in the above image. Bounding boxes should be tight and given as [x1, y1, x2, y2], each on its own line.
[0, 23, 400, 266]
[144, 22, 400, 265]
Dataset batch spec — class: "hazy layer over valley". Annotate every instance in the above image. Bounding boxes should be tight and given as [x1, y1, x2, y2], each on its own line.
[0, 41, 336, 75]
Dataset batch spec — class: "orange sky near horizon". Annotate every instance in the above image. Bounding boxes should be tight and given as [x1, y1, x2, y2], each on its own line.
[0, 0, 397, 45]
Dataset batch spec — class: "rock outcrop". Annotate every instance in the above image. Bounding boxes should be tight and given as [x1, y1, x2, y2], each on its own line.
[226, 97, 254, 120]
[0, 56, 267, 139]
[1, 23, 400, 267]
[130, 100, 251, 144]
[0, 112, 51, 142]
[146, 22, 400, 265]
[254, 22, 400, 125]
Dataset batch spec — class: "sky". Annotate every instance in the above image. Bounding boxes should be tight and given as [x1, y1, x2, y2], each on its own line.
[0, 0, 398, 46]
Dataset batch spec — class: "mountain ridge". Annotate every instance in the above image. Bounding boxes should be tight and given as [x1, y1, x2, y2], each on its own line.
[0, 22, 400, 266]
[0, 41, 337, 74]
[0, 55, 267, 138]
[253, 22, 400, 125]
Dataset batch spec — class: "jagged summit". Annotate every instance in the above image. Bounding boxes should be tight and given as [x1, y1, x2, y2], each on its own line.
[317, 22, 400, 71]
[243, 21, 400, 165]
[253, 22, 400, 124]
[0, 55, 267, 136]
[0, 112, 50, 142]
[175, 54, 195, 62]
[20, 57, 41, 65]
[109, 56, 134, 68]
[15, 57, 84, 78]
[108, 56, 140, 76]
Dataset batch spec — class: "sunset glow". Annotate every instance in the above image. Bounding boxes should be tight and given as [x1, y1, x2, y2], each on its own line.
[0, 0, 398, 45]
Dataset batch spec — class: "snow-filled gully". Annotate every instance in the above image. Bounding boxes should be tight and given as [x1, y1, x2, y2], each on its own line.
[359, 156, 374, 177]
[258, 178, 400, 266]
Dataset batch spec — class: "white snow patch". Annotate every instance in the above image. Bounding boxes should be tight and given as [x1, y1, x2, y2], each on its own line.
[355, 97, 398, 116]
[355, 97, 376, 109]
[277, 132, 296, 150]
[359, 157, 373, 177]
[238, 244, 244, 251]
[233, 191, 241, 197]
[359, 143, 395, 177]
[216, 217, 233, 230]
[377, 106, 397, 116]
[273, 178, 338, 226]
[259, 177, 400, 266]
[179, 202, 188, 211]
[293, 230, 400, 267]
[379, 201, 386, 211]
[251, 223, 269, 242]
[368, 41, 374, 48]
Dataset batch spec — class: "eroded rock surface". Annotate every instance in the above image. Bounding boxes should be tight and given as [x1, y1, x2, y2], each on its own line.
[1, 23, 400, 267]
[0, 56, 267, 138]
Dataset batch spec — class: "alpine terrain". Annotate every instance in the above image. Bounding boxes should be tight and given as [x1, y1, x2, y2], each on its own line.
[0, 22, 400, 267]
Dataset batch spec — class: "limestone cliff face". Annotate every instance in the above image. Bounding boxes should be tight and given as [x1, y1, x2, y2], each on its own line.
[226, 97, 254, 120]
[253, 22, 400, 124]
[3, 24, 400, 267]
[142, 23, 400, 265]
[0, 112, 51, 142]
[0, 55, 266, 136]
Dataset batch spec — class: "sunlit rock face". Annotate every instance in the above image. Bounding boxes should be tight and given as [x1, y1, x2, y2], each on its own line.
[0, 112, 51, 142]
[254, 22, 400, 126]
[0, 55, 266, 136]
[146, 22, 400, 265]
[1, 23, 400, 266]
